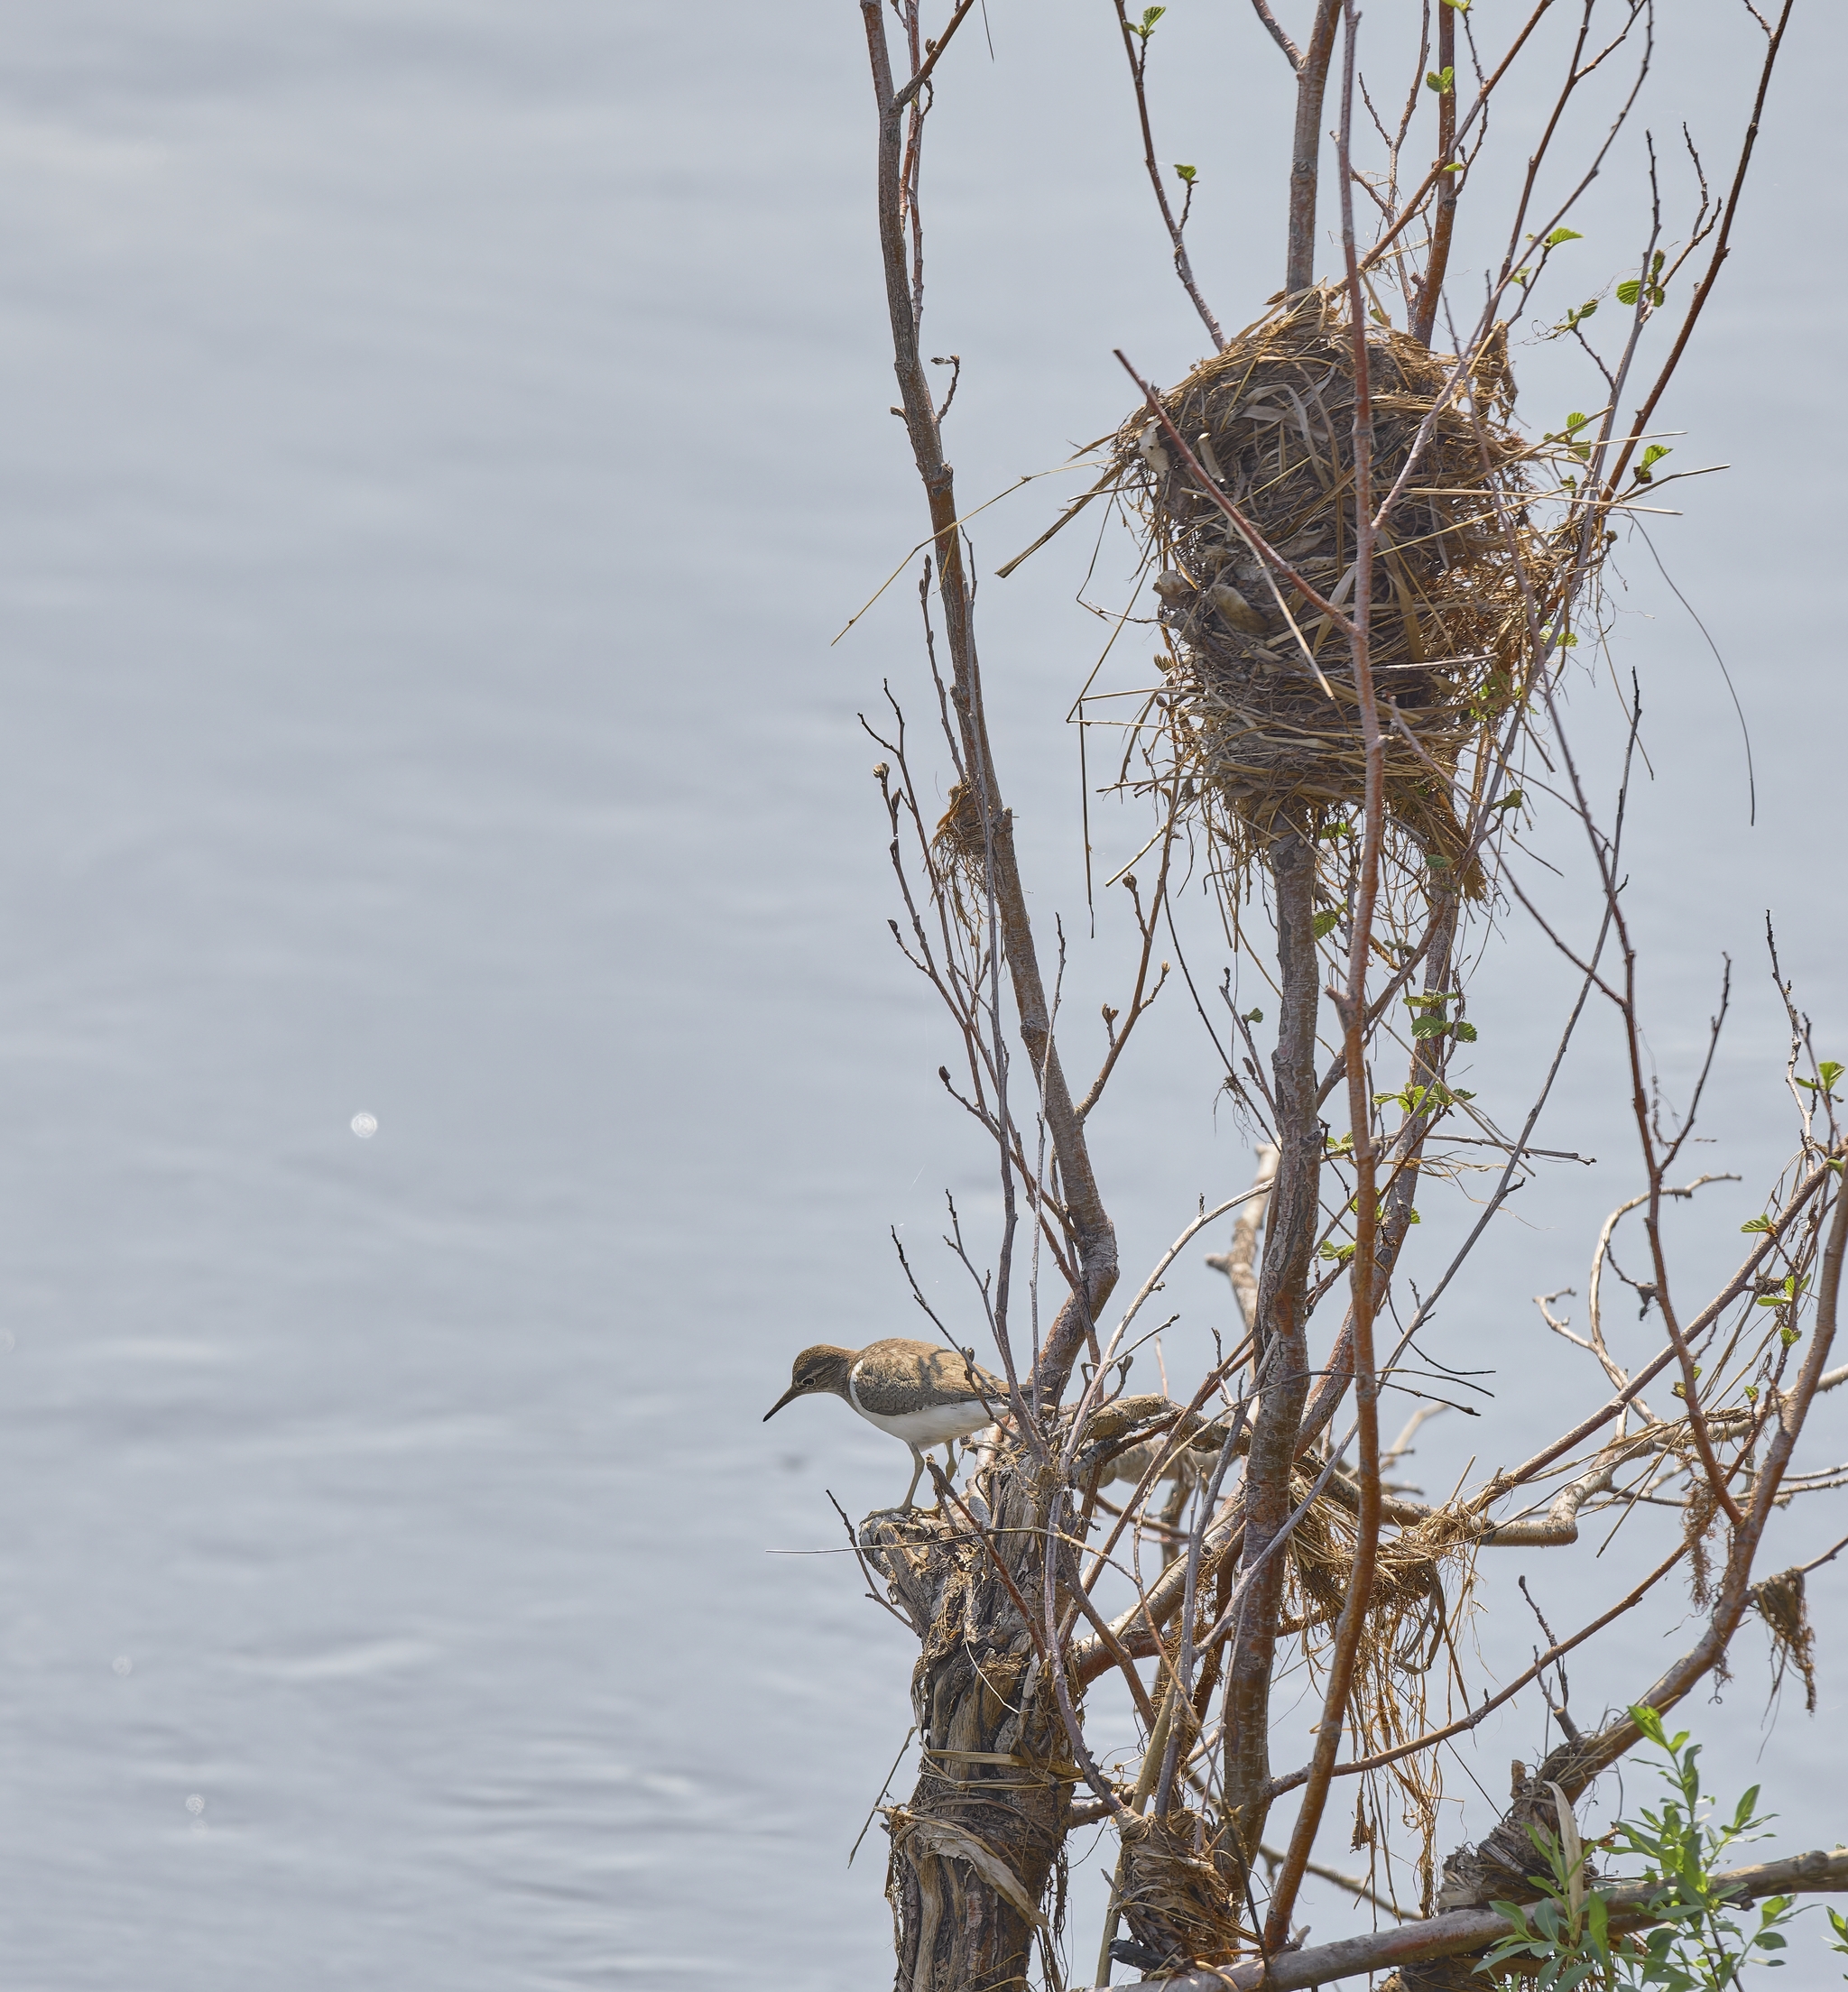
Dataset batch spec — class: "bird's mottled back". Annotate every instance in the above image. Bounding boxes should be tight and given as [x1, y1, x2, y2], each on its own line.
[847, 1339, 1002, 1418]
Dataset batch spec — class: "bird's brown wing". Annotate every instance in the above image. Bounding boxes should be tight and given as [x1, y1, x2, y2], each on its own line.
[849, 1339, 1005, 1416]
[920, 1344, 1005, 1405]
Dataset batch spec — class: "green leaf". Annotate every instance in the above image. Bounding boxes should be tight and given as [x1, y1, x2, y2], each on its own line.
[1545, 413, 1594, 461]
[1243, 1006, 1264, 1024]
[1635, 442, 1672, 484]
[1585, 1890, 1609, 1954]
[1411, 1015, 1450, 1038]
[1822, 1059, 1844, 1091]
[1440, 161, 1466, 173]
[1546, 227, 1585, 247]
[1373, 1079, 1473, 1113]
[1173, 161, 1197, 182]
[1440, 0, 1470, 11]
[1453, 1019, 1478, 1043]
[1741, 1216, 1773, 1233]
[1313, 908, 1342, 940]
[1319, 1240, 1357, 1264]
[1617, 278, 1642, 305]
[1426, 65, 1455, 93]
[1132, 5, 1165, 38]
[1491, 788, 1525, 812]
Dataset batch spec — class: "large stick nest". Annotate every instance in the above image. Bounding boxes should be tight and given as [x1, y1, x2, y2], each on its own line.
[1113, 288, 1570, 892]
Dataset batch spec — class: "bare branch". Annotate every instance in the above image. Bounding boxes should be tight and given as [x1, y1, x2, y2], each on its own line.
[1119, 1849, 1848, 1989]
[1603, 0, 1797, 494]
[1248, 0, 1302, 69]
[891, 0, 981, 112]
[1109, 1, 1226, 347]
[1206, 1144, 1280, 1334]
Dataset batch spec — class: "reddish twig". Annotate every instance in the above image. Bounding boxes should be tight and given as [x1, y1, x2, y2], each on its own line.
[1110, 0, 1226, 348]
[1409, 0, 1457, 344]
[1602, 0, 1795, 495]
[1261, 8, 1385, 1943]
[892, 0, 981, 111]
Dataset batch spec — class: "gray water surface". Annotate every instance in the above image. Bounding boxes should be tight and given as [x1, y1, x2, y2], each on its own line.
[0, 4, 1844, 1987]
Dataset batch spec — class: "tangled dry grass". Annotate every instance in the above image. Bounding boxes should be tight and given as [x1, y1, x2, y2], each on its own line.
[1118, 1803, 1254, 1972]
[1284, 1471, 1483, 1914]
[1754, 1564, 1818, 1713]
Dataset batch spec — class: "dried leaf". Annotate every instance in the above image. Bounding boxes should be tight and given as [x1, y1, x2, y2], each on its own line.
[890, 1809, 1049, 1926]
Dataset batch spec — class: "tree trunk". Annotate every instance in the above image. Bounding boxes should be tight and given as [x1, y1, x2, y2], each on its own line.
[1222, 830, 1324, 1859]
[1283, 1, 1344, 293]
[865, 1453, 1081, 1991]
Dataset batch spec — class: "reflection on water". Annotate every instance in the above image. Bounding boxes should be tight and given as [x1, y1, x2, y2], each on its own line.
[0, 3, 1842, 1988]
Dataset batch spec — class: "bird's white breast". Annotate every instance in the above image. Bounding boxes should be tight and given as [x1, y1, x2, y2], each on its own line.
[846, 1378, 994, 1446]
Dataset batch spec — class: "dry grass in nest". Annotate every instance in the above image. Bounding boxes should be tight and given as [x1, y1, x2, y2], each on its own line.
[1284, 1475, 1475, 1661]
[1118, 1804, 1253, 1971]
[1280, 1471, 1482, 1901]
[933, 779, 988, 883]
[1754, 1565, 1818, 1713]
[1113, 287, 1573, 893]
[929, 779, 1007, 946]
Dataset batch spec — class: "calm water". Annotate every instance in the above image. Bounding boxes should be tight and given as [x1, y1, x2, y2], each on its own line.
[0, 4, 1843, 1986]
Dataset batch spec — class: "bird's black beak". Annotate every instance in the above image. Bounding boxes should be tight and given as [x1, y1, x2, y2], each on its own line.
[763, 1383, 803, 1422]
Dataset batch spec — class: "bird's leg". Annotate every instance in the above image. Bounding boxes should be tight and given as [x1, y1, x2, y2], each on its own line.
[902, 1444, 927, 1512]
[943, 1441, 958, 1484]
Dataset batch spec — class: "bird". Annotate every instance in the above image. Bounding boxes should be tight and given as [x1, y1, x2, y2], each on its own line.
[1206, 578, 1271, 635]
[763, 1337, 1007, 1511]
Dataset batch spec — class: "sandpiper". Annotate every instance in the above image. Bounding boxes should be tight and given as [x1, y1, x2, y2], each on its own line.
[763, 1337, 1007, 1510]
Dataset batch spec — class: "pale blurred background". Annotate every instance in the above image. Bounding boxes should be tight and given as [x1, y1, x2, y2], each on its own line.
[0, 3, 1842, 1986]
